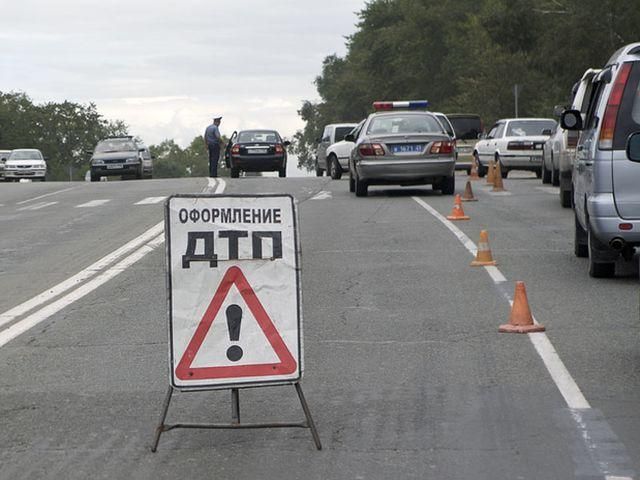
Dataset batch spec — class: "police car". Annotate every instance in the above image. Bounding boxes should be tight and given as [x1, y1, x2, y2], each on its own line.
[346, 101, 456, 197]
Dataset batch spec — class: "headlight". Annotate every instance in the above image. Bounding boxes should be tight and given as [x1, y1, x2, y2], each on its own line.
[126, 157, 139, 163]
[92, 159, 104, 165]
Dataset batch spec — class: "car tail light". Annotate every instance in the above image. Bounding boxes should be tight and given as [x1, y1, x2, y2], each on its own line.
[429, 141, 454, 154]
[231, 145, 240, 155]
[507, 141, 535, 150]
[619, 223, 633, 231]
[599, 62, 632, 149]
[274, 144, 284, 154]
[358, 143, 385, 156]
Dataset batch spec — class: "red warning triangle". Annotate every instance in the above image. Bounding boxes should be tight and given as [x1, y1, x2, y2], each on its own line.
[175, 266, 297, 381]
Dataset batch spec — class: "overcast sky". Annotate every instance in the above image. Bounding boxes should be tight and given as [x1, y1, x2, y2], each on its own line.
[0, 0, 365, 147]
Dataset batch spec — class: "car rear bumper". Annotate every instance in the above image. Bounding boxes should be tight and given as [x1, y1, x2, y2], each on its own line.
[587, 193, 640, 245]
[355, 158, 455, 183]
[231, 154, 285, 171]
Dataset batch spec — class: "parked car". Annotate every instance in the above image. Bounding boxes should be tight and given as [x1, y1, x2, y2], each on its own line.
[562, 43, 640, 277]
[3, 149, 46, 181]
[0, 150, 12, 179]
[474, 118, 556, 178]
[542, 69, 601, 208]
[224, 129, 289, 178]
[315, 123, 358, 176]
[325, 121, 363, 179]
[89, 136, 152, 182]
[447, 114, 483, 175]
[347, 100, 456, 197]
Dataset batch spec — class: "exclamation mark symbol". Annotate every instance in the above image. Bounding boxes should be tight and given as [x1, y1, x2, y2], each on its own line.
[226, 304, 243, 362]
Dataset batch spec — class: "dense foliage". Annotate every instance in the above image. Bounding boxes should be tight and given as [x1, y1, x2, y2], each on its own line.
[293, 0, 640, 169]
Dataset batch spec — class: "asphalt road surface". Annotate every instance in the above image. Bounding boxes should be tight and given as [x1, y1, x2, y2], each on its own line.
[0, 174, 639, 479]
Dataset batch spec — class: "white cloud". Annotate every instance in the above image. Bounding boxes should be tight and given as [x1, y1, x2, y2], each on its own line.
[0, 0, 366, 147]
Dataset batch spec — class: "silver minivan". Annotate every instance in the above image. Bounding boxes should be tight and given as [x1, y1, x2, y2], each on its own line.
[562, 43, 640, 277]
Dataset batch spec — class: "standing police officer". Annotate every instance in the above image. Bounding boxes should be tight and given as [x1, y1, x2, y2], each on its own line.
[204, 116, 222, 177]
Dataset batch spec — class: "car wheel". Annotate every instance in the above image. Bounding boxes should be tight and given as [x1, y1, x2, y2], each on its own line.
[542, 158, 551, 183]
[588, 224, 615, 277]
[498, 159, 508, 179]
[354, 172, 368, 197]
[278, 166, 286, 178]
[136, 165, 143, 180]
[329, 156, 342, 180]
[535, 169, 542, 179]
[230, 167, 240, 178]
[574, 212, 588, 257]
[90, 170, 100, 182]
[560, 186, 571, 208]
[551, 167, 560, 186]
[475, 153, 487, 177]
[440, 175, 455, 195]
[315, 160, 323, 177]
[349, 169, 355, 193]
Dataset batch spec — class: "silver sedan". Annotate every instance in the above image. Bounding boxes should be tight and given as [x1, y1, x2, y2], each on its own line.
[347, 110, 456, 197]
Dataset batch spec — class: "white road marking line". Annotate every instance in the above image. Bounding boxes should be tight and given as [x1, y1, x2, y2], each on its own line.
[0, 222, 164, 329]
[135, 196, 166, 205]
[485, 190, 513, 196]
[412, 195, 591, 409]
[76, 199, 110, 208]
[311, 191, 332, 200]
[17, 201, 58, 211]
[536, 186, 559, 194]
[0, 177, 227, 343]
[0, 233, 165, 349]
[15, 187, 75, 205]
[484, 265, 507, 283]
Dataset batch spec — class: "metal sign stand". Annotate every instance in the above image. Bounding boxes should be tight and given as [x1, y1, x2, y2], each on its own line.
[151, 383, 322, 452]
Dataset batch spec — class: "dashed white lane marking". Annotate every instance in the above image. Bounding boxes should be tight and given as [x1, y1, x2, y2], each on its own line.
[0, 176, 227, 340]
[76, 199, 110, 208]
[536, 186, 560, 194]
[311, 191, 332, 200]
[135, 196, 166, 205]
[17, 201, 58, 211]
[412, 195, 589, 409]
[484, 190, 513, 196]
[16, 187, 75, 205]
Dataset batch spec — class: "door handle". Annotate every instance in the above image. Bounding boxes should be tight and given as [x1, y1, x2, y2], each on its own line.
[583, 161, 593, 167]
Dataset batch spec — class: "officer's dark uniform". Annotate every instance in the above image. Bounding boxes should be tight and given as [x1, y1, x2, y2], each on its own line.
[204, 118, 222, 177]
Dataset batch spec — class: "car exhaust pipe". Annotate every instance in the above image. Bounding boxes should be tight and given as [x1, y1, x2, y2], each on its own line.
[609, 237, 625, 251]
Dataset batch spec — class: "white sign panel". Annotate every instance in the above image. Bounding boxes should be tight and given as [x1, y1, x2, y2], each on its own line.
[166, 194, 302, 390]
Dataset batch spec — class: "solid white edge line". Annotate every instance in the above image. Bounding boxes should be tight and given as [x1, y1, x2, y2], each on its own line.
[411, 196, 592, 411]
[0, 233, 165, 349]
[0, 221, 164, 328]
[15, 187, 76, 205]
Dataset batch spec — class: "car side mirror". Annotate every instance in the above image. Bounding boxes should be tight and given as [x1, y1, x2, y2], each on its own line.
[560, 109, 583, 130]
[477, 133, 485, 139]
[542, 129, 552, 136]
[553, 105, 566, 117]
[344, 133, 355, 142]
[283, 140, 291, 147]
[0, 157, 6, 162]
[626, 132, 640, 162]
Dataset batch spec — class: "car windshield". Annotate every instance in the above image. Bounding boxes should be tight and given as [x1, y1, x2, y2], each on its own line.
[367, 114, 442, 135]
[9, 150, 43, 160]
[449, 116, 482, 140]
[506, 120, 556, 136]
[95, 140, 137, 153]
[334, 126, 354, 142]
[237, 130, 280, 143]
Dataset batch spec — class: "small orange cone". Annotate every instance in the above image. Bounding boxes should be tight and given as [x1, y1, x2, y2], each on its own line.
[486, 160, 495, 185]
[461, 181, 477, 202]
[499, 282, 546, 333]
[492, 163, 506, 192]
[446, 194, 470, 221]
[469, 156, 480, 181]
[470, 230, 497, 266]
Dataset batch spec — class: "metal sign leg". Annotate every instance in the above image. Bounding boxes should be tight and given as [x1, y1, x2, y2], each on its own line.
[295, 383, 322, 450]
[231, 388, 240, 424]
[151, 386, 174, 453]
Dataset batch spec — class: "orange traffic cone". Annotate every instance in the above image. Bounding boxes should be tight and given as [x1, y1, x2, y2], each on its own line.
[499, 282, 546, 333]
[469, 156, 480, 181]
[447, 194, 470, 221]
[470, 230, 497, 266]
[461, 181, 477, 202]
[486, 159, 495, 185]
[492, 163, 506, 192]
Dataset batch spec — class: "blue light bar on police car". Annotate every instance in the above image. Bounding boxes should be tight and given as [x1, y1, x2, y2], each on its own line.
[372, 100, 430, 111]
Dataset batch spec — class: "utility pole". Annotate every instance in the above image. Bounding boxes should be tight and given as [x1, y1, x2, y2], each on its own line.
[514, 84, 520, 118]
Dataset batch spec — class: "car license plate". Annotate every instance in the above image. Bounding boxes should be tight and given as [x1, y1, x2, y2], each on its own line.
[391, 144, 423, 154]
[249, 149, 268, 154]
[106, 165, 123, 169]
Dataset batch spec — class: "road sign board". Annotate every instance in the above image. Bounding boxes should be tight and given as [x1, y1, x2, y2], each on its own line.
[165, 194, 302, 390]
